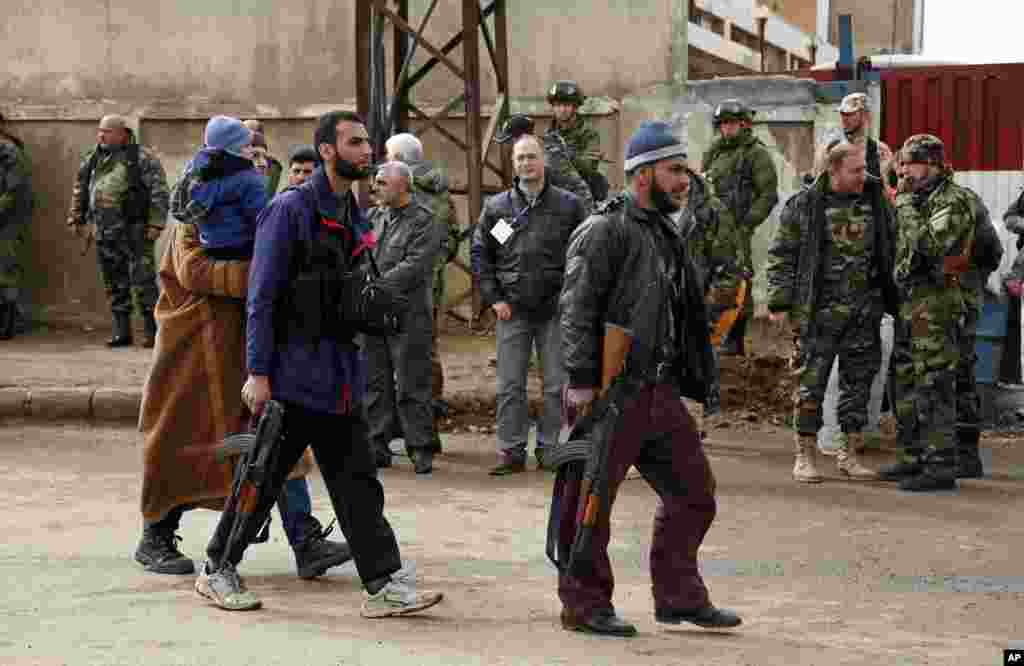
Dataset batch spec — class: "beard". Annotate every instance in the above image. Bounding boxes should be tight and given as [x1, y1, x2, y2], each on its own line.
[333, 156, 370, 180]
[651, 179, 683, 214]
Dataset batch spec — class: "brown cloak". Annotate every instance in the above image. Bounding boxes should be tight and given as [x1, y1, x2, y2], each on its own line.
[138, 223, 311, 525]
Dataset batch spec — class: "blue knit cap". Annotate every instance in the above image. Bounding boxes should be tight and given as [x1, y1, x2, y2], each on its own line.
[624, 121, 687, 172]
[204, 116, 252, 158]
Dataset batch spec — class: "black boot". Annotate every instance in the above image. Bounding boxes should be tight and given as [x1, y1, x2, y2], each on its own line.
[899, 450, 957, 492]
[410, 448, 434, 475]
[878, 459, 923, 481]
[293, 518, 353, 580]
[0, 301, 16, 340]
[142, 311, 158, 349]
[720, 314, 747, 357]
[134, 525, 195, 574]
[956, 429, 984, 479]
[107, 312, 133, 348]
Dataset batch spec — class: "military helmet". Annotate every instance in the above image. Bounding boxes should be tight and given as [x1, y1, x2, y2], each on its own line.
[494, 114, 536, 144]
[547, 80, 585, 106]
[900, 134, 945, 166]
[713, 99, 754, 125]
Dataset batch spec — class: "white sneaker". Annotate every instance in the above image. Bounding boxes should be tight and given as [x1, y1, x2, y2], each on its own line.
[360, 564, 444, 618]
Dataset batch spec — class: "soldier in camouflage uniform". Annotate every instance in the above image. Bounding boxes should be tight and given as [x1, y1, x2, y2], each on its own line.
[679, 169, 744, 416]
[702, 99, 779, 356]
[766, 143, 897, 483]
[494, 114, 594, 214]
[813, 93, 894, 182]
[546, 80, 607, 203]
[385, 133, 461, 454]
[879, 135, 984, 492]
[0, 112, 33, 340]
[68, 115, 170, 348]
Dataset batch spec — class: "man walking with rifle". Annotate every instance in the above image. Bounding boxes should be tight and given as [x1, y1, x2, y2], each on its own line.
[549, 121, 742, 637]
[194, 111, 443, 616]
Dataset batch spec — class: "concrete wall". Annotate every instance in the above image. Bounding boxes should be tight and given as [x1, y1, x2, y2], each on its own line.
[828, 0, 915, 56]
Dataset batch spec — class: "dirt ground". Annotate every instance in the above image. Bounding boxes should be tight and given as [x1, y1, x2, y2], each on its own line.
[1, 320, 1023, 665]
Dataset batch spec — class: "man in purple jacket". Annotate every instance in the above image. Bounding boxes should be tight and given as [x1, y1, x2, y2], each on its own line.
[194, 110, 444, 618]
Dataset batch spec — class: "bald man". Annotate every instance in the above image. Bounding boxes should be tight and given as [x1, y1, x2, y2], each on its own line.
[68, 115, 170, 347]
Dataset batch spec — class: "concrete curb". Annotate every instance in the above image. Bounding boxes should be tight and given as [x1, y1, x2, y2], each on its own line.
[0, 387, 141, 423]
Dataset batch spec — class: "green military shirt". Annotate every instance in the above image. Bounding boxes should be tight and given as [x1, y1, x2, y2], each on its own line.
[69, 144, 170, 239]
[551, 115, 602, 182]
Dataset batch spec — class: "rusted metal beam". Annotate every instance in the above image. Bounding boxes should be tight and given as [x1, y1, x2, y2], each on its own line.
[403, 0, 497, 91]
[392, 0, 410, 134]
[493, 0, 511, 184]
[355, 0, 372, 126]
[408, 102, 504, 180]
[369, 0, 465, 80]
[463, 0, 483, 224]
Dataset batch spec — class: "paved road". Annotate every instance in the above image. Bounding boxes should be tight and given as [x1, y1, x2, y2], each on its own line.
[1, 423, 1021, 665]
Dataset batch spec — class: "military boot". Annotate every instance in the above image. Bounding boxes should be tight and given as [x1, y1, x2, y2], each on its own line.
[142, 311, 158, 349]
[292, 518, 353, 580]
[134, 525, 196, 575]
[899, 450, 957, 492]
[956, 429, 984, 479]
[0, 301, 16, 340]
[792, 434, 823, 483]
[835, 432, 878, 480]
[107, 312, 133, 348]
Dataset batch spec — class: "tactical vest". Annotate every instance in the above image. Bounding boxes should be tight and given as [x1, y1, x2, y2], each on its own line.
[76, 142, 150, 224]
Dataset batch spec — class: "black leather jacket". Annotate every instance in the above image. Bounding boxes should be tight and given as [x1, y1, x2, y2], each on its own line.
[473, 180, 587, 321]
[559, 193, 714, 402]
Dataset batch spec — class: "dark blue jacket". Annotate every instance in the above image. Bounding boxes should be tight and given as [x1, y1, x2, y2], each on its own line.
[246, 167, 372, 415]
[189, 148, 267, 251]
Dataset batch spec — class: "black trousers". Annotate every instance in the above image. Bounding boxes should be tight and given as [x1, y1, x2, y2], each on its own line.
[205, 401, 403, 585]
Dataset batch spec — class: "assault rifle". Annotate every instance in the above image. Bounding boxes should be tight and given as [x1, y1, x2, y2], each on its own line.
[211, 399, 286, 569]
[560, 323, 634, 577]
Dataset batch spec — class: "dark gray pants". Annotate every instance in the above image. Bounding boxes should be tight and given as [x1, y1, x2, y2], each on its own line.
[364, 312, 435, 452]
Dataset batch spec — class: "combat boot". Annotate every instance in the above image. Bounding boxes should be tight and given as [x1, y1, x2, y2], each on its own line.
[878, 457, 923, 481]
[107, 312, 133, 348]
[134, 525, 196, 575]
[956, 429, 984, 479]
[792, 434, 823, 483]
[292, 518, 353, 580]
[0, 293, 17, 340]
[835, 432, 878, 480]
[142, 311, 158, 349]
[899, 450, 957, 492]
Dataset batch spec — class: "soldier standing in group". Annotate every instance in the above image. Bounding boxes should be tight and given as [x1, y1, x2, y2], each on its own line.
[546, 80, 607, 203]
[678, 167, 744, 416]
[0, 112, 33, 340]
[702, 100, 779, 356]
[880, 135, 985, 492]
[68, 115, 170, 348]
[814, 93, 893, 182]
[766, 143, 897, 483]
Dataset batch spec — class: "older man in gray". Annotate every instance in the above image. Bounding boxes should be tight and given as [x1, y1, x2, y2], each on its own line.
[365, 162, 443, 475]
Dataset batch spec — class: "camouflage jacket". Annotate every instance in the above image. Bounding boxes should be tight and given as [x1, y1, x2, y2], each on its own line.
[701, 129, 779, 229]
[0, 137, 32, 234]
[893, 173, 977, 295]
[766, 173, 896, 336]
[1005, 187, 1024, 282]
[541, 130, 594, 214]
[678, 171, 745, 294]
[550, 116, 602, 179]
[68, 143, 170, 239]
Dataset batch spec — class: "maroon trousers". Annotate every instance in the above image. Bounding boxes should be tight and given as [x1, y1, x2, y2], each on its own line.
[556, 383, 717, 617]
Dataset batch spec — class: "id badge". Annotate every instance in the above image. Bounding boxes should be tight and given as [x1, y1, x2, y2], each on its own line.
[490, 218, 514, 245]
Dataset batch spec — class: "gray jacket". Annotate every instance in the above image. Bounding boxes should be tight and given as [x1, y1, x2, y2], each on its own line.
[368, 200, 443, 318]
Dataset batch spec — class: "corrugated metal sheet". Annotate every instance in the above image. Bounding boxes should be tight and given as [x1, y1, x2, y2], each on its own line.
[881, 64, 1024, 172]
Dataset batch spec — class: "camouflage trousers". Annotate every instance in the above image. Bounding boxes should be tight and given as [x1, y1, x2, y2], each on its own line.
[891, 288, 964, 461]
[0, 224, 26, 292]
[96, 233, 158, 316]
[791, 308, 883, 435]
